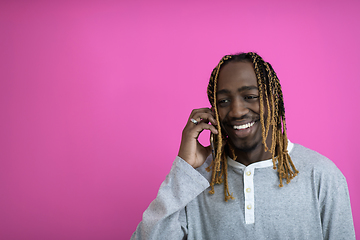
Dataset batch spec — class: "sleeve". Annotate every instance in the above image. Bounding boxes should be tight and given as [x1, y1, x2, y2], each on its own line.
[318, 168, 356, 240]
[130, 156, 210, 240]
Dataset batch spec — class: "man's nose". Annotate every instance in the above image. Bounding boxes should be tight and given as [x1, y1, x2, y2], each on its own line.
[229, 98, 249, 118]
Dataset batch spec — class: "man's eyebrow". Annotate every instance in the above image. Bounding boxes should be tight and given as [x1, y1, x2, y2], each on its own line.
[217, 86, 258, 95]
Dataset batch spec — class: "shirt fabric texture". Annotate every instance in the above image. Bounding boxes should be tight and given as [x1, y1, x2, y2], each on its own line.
[131, 143, 355, 240]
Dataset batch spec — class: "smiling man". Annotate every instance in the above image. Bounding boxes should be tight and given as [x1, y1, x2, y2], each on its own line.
[216, 60, 270, 163]
[131, 52, 355, 240]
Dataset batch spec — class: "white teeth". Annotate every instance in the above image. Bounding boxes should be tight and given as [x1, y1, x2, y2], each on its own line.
[233, 122, 255, 130]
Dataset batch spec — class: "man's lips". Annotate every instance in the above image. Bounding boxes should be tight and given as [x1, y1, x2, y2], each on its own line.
[224, 120, 259, 139]
[233, 121, 255, 130]
[230, 120, 259, 130]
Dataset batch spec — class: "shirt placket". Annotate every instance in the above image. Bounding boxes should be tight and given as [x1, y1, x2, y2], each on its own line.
[243, 166, 255, 224]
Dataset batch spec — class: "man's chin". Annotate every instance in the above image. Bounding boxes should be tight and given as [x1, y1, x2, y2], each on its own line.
[236, 144, 258, 152]
[229, 139, 260, 153]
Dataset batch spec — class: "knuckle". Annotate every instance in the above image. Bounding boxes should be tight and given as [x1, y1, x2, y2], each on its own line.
[191, 108, 200, 114]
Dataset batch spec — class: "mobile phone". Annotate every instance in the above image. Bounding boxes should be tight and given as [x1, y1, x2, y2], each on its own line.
[210, 133, 216, 160]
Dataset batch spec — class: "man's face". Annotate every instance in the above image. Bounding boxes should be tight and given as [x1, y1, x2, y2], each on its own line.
[216, 61, 263, 152]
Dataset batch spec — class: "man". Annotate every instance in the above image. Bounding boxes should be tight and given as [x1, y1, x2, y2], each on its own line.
[131, 52, 355, 239]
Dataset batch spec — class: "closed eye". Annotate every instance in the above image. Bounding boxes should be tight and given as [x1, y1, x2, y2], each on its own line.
[244, 96, 259, 100]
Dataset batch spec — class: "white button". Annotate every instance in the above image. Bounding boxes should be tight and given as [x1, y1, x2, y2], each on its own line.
[246, 171, 251, 176]
[247, 204, 252, 210]
[246, 188, 251, 193]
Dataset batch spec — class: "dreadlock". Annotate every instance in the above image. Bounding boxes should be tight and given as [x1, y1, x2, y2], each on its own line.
[206, 52, 299, 201]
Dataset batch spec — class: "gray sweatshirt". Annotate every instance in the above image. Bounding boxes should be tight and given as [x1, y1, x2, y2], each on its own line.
[131, 143, 355, 239]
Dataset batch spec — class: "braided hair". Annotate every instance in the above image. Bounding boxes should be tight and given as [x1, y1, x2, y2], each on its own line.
[206, 52, 298, 201]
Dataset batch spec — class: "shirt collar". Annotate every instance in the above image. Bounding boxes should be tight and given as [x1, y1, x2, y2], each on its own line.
[227, 140, 294, 170]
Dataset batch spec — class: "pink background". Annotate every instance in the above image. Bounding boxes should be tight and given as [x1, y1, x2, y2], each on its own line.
[1, 1, 359, 239]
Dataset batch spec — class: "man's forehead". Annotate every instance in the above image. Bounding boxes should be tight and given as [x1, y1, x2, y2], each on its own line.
[219, 61, 255, 76]
[217, 61, 258, 91]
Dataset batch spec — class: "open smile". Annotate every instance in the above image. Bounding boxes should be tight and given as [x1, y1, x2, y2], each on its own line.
[233, 121, 255, 130]
[227, 120, 259, 139]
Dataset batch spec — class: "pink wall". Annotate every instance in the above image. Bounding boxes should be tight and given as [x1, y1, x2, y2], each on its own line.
[1, 1, 359, 239]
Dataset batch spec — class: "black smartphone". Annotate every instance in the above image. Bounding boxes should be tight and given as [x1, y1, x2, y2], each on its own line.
[210, 133, 216, 160]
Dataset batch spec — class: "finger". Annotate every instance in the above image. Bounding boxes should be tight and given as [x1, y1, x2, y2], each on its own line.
[190, 112, 217, 126]
[190, 108, 213, 115]
[192, 122, 218, 136]
[189, 108, 213, 119]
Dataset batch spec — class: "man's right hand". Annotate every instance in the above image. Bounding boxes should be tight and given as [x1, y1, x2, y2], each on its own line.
[178, 108, 219, 168]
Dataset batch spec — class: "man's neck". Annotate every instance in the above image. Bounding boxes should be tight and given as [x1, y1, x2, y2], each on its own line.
[233, 144, 273, 166]
[233, 129, 274, 166]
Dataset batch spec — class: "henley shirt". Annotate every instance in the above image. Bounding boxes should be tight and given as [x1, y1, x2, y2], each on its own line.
[131, 142, 355, 240]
